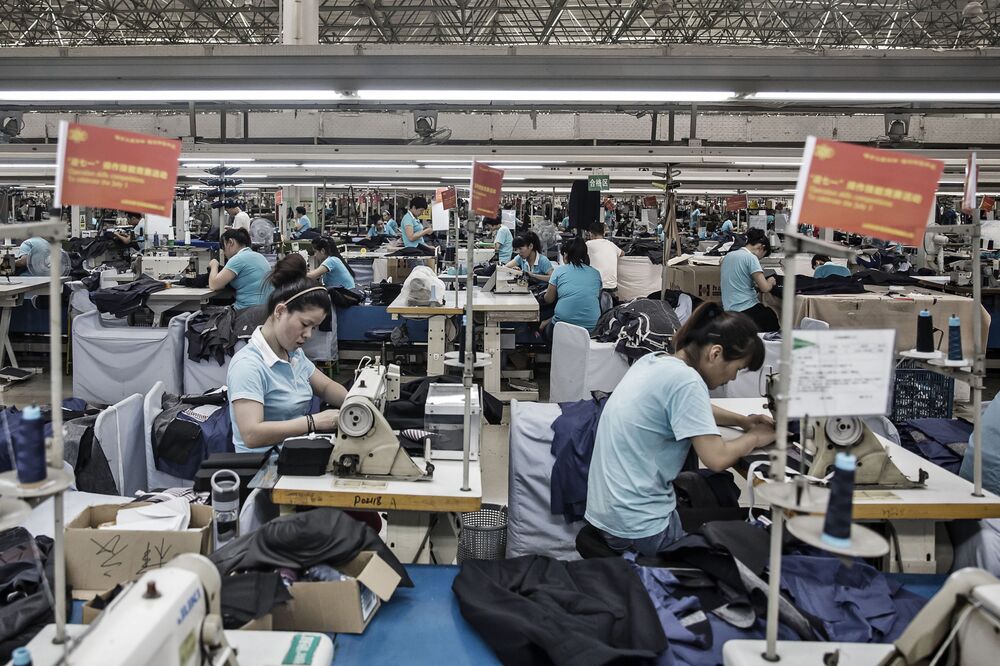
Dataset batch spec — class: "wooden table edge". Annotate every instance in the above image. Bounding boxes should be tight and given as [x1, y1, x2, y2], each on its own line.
[271, 488, 482, 513]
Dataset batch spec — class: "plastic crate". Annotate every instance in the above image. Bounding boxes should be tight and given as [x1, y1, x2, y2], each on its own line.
[890, 360, 954, 424]
[457, 503, 508, 563]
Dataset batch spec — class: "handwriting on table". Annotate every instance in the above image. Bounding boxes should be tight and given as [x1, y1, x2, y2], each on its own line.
[353, 495, 397, 509]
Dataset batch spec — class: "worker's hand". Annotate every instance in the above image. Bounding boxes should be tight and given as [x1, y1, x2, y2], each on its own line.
[748, 423, 776, 448]
[209, 258, 220, 271]
[743, 413, 775, 429]
[766, 276, 777, 287]
[313, 409, 339, 432]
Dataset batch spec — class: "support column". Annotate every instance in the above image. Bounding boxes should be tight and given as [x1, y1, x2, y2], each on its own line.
[282, 0, 320, 45]
[70, 205, 82, 237]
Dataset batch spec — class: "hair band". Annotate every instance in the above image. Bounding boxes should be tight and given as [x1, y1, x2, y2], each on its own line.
[283, 286, 329, 305]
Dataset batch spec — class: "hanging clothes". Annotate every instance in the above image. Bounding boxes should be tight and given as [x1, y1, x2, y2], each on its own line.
[550, 395, 609, 523]
[185, 305, 268, 365]
[452, 555, 667, 666]
[89, 275, 167, 317]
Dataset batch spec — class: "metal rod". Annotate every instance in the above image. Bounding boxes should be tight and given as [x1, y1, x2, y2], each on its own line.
[973, 212, 984, 497]
[48, 241, 67, 649]
[764, 234, 798, 661]
[461, 212, 476, 492]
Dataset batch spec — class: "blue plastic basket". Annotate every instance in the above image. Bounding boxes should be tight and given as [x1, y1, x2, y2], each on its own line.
[890, 360, 954, 424]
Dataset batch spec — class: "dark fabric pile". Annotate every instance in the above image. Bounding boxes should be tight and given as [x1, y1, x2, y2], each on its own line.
[382, 375, 503, 432]
[389, 246, 436, 257]
[152, 390, 233, 480]
[185, 305, 268, 365]
[210, 508, 412, 629]
[897, 418, 972, 474]
[452, 555, 667, 666]
[623, 238, 665, 264]
[592, 298, 682, 362]
[63, 413, 118, 495]
[369, 280, 404, 306]
[771, 274, 867, 297]
[89, 275, 166, 317]
[550, 395, 609, 523]
[0, 528, 64, 662]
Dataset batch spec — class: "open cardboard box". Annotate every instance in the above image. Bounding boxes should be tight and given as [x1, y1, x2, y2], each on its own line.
[82, 587, 272, 631]
[271, 551, 401, 634]
[66, 503, 213, 598]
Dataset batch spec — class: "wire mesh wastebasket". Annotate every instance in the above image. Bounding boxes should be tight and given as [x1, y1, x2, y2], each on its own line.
[458, 503, 508, 563]
[890, 359, 954, 424]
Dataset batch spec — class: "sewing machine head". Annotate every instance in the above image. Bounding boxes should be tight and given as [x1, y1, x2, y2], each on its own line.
[139, 253, 200, 281]
[491, 265, 530, 293]
[0, 251, 17, 280]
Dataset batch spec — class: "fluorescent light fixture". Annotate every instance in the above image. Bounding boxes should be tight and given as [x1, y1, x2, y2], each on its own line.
[441, 176, 525, 181]
[357, 90, 735, 102]
[304, 164, 419, 169]
[179, 157, 255, 162]
[417, 160, 566, 164]
[730, 161, 803, 167]
[224, 163, 298, 168]
[751, 92, 1000, 102]
[0, 90, 344, 102]
[0, 164, 56, 169]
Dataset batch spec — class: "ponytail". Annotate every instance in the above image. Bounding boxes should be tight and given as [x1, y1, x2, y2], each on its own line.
[674, 302, 765, 371]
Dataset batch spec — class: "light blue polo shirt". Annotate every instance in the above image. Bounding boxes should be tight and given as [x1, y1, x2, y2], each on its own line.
[296, 215, 311, 234]
[15, 238, 50, 275]
[515, 252, 553, 275]
[385, 219, 400, 236]
[494, 226, 514, 263]
[720, 220, 734, 235]
[367, 226, 379, 238]
[550, 263, 603, 332]
[814, 262, 851, 279]
[586, 354, 719, 539]
[225, 247, 274, 309]
[401, 211, 424, 248]
[721, 247, 764, 313]
[320, 257, 355, 289]
[228, 327, 317, 453]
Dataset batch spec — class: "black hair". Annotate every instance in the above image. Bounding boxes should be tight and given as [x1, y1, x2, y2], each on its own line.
[125, 211, 142, 220]
[483, 217, 501, 227]
[745, 227, 771, 255]
[589, 223, 606, 236]
[674, 302, 765, 371]
[222, 228, 251, 247]
[513, 231, 543, 253]
[409, 196, 428, 210]
[561, 237, 590, 267]
[266, 253, 333, 316]
[295, 206, 307, 215]
[812, 254, 831, 267]
[311, 236, 356, 279]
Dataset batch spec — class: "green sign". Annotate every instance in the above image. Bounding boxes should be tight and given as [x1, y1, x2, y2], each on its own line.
[588, 175, 610, 192]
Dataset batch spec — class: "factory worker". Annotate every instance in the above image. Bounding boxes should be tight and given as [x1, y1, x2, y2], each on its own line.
[720, 227, 779, 332]
[586, 303, 774, 555]
[720, 216, 735, 235]
[225, 202, 252, 232]
[504, 231, 553, 282]
[586, 223, 624, 292]
[367, 216, 386, 238]
[484, 217, 514, 264]
[208, 228, 273, 309]
[292, 206, 312, 239]
[307, 236, 356, 289]
[541, 238, 603, 341]
[14, 237, 51, 275]
[228, 254, 348, 453]
[383, 210, 400, 236]
[811, 254, 852, 278]
[401, 196, 433, 248]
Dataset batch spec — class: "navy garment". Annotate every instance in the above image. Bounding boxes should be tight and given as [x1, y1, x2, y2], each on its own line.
[780, 553, 925, 643]
[0, 399, 86, 473]
[549, 395, 609, 523]
[154, 401, 233, 480]
[897, 418, 971, 474]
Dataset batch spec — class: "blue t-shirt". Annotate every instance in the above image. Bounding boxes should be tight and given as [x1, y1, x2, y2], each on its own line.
[296, 216, 311, 233]
[550, 263, 603, 331]
[515, 252, 553, 275]
[586, 354, 719, 539]
[320, 257, 355, 289]
[225, 247, 274, 309]
[494, 226, 514, 264]
[15, 237, 49, 275]
[385, 219, 399, 236]
[814, 262, 851, 279]
[961, 398, 1000, 496]
[721, 247, 764, 313]
[367, 226, 379, 238]
[227, 328, 317, 453]
[401, 212, 424, 248]
[720, 220, 734, 235]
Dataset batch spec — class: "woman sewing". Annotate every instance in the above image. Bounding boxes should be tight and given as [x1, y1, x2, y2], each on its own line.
[540, 237, 603, 341]
[720, 227, 779, 332]
[307, 237, 356, 289]
[504, 232, 553, 282]
[586, 303, 775, 555]
[227, 254, 348, 453]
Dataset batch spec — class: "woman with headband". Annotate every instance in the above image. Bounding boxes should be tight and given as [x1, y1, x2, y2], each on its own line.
[226, 254, 348, 453]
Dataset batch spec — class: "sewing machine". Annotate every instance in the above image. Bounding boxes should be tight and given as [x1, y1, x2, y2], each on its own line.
[138, 253, 200, 280]
[0, 249, 18, 283]
[15, 553, 333, 666]
[328, 363, 434, 481]
[482, 265, 530, 293]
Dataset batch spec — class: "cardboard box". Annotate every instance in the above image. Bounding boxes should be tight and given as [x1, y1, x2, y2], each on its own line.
[666, 264, 722, 303]
[83, 587, 272, 631]
[66, 503, 213, 597]
[271, 551, 401, 634]
[386, 257, 436, 282]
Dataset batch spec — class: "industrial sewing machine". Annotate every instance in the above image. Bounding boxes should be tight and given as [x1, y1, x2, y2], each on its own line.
[15, 553, 333, 666]
[765, 375, 925, 489]
[0, 248, 18, 283]
[327, 362, 434, 481]
[482, 265, 530, 293]
[137, 252, 200, 280]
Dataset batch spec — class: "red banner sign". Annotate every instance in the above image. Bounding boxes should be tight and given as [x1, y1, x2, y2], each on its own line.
[55, 122, 181, 217]
[470, 162, 504, 218]
[791, 137, 943, 243]
[726, 194, 749, 212]
[275, 188, 283, 205]
[642, 196, 658, 208]
[436, 186, 457, 210]
[982, 196, 996, 213]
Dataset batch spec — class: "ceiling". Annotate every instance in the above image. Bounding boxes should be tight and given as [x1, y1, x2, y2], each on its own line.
[3, 0, 999, 49]
[2, 144, 997, 196]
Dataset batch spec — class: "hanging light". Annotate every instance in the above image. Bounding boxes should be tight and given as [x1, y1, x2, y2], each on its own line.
[653, 0, 673, 17]
[962, 1, 985, 19]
